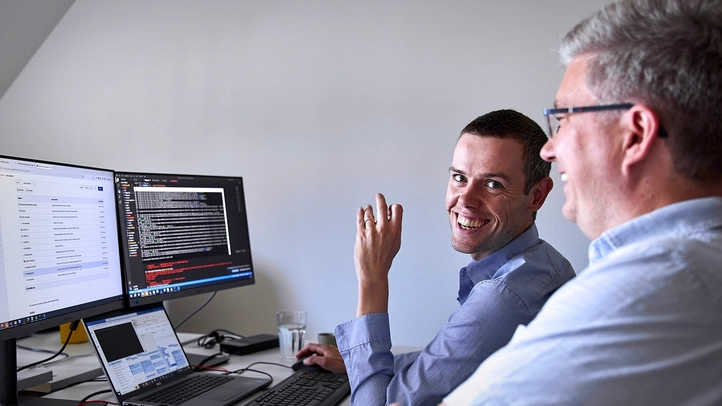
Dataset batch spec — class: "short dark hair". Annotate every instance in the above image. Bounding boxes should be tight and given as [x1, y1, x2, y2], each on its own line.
[460, 109, 551, 195]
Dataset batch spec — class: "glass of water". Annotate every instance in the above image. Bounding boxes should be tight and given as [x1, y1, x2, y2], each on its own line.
[276, 310, 307, 361]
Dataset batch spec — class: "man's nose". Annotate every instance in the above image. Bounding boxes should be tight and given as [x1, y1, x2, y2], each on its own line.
[540, 139, 556, 162]
[457, 182, 485, 207]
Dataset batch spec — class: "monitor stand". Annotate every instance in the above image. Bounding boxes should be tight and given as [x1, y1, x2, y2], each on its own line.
[1, 338, 77, 406]
[17, 370, 53, 392]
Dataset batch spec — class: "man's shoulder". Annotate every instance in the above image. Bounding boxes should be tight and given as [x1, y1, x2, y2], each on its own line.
[509, 237, 575, 278]
[535, 237, 572, 260]
[488, 240, 575, 307]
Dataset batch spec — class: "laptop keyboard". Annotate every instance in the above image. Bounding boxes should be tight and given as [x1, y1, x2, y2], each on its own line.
[245, 371, 350, 406]
[138, 374, 234, 405]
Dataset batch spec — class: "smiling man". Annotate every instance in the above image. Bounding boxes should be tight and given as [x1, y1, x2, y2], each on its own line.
[297, 109, 575, 406]
[443, 0, 722, 405]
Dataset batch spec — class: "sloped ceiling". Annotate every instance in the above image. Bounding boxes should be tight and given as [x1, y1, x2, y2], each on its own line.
[0, 0, 75, 101]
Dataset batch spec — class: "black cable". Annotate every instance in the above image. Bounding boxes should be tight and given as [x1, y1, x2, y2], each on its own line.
[229, 368, 274, 385]
[239, 361, 293, 371]
[195, 328, 244, 349]
[197, 331, 224, 349]
[16, 344, 70, 366]
[77, 388, 113, 403]
[16, 343, 67, 356]
[173, 291, 216, 330]
[17, 320, 79, 372]
[229, 361, 291, 382]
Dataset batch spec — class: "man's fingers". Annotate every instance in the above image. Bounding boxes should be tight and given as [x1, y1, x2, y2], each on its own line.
[389, 203, 403, 223]
[356, 206, 365, 230]
[375, 193, 388, 223]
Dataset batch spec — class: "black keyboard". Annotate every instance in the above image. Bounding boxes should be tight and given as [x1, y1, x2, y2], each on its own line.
[138, 374, 233, 405]
[245, 371, 350, 406]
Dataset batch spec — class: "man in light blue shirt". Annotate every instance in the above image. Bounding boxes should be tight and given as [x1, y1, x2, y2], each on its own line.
[297, 110, 575, 405]
[444, 0, 722, 404]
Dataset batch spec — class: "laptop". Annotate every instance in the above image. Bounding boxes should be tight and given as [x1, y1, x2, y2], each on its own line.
[83, 304, 271, 406]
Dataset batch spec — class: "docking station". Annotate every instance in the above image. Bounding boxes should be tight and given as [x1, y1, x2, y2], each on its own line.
[220, 333, 279, 355]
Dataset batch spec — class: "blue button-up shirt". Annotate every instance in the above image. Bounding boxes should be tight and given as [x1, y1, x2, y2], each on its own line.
[335, 224, 575, 406]
[445, 197, 722, 406]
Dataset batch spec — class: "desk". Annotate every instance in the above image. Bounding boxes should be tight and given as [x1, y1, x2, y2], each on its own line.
[17, 331, 104, 395]
[18, 331, 421, 405]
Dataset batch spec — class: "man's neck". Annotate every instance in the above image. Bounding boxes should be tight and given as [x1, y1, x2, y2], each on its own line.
[591, 180, 722, 241]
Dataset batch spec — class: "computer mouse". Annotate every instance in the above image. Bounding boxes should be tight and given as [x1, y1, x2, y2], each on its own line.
[292, 357, 330, 373]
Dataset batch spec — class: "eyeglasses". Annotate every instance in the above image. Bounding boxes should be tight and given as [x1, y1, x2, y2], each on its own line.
[543, 103, 634, 138]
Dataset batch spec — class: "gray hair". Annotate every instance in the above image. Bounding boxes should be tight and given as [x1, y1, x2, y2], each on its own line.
[560, 0, 722, 185]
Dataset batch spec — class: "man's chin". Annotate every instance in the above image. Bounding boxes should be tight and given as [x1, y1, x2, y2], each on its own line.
[450, 239, 476, 255]
[562, 203, 576, 223]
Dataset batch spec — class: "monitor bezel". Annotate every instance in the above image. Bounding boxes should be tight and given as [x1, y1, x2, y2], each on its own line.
[0, 154, 126, 406]
[0, 154, 127, 342]
[113, 171, 256, 308]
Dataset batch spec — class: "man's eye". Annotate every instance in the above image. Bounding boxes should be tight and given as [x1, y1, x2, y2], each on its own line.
[485, 180, 503, 189]
[553, 114, 565, 132]
[452, 174, 466, 183]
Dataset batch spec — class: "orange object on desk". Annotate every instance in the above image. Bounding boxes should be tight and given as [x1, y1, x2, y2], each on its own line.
[59, 322, 89, 343]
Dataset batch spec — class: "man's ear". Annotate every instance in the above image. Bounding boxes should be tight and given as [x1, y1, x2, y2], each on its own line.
[621, 105, 662, 175]
[528, 176, 553, 212]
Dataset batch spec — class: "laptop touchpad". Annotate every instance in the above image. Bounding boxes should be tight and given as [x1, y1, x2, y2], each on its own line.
[205, 387, 240, 401]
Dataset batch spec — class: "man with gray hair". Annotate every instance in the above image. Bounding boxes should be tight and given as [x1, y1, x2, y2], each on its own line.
[441, 0, 722, 404]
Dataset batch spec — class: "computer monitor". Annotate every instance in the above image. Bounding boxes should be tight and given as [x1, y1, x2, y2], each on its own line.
[0, 155, 125, 405]
[113, 172, 255, 308]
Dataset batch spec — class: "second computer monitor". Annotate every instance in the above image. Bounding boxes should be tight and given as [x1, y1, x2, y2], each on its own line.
[114, 172, 255, 307]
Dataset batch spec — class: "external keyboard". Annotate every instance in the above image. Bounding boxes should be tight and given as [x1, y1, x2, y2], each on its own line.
[245, 370, 350, 406]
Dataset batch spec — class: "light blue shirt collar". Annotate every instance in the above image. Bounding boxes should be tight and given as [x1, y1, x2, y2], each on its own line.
[589, 197, 722, 265]
[466, 223, 540, 283]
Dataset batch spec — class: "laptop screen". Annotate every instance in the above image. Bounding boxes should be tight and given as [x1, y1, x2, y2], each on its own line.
[84, 305, 191, 397]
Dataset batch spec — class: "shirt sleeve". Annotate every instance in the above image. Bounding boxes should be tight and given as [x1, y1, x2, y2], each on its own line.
[335, 280, 533, 406]
[393, 351, 420, 373]
[335, 313, 394, 406]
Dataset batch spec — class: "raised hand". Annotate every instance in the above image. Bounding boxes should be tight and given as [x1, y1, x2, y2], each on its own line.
[354, 193, 403, 316]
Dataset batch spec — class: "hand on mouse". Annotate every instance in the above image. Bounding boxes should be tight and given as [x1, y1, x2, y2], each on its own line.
[295, 343, 347, 374]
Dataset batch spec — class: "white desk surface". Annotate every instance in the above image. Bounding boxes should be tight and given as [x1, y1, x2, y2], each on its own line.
[17, 330, 421, 405]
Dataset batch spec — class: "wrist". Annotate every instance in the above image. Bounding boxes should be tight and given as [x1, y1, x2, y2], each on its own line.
[356, 281, 389, 316]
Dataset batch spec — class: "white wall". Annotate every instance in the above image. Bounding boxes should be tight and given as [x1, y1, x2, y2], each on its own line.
[0, 0, 610, 347]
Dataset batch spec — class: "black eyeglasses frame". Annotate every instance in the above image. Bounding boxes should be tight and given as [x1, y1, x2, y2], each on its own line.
[543, 103, 635, 138]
